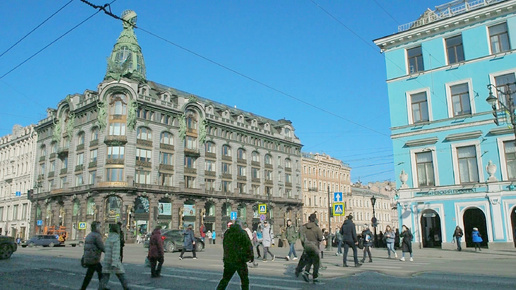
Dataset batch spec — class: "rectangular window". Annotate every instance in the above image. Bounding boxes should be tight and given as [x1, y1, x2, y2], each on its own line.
[48, 179, 54, 191]
[237, 182, 246, 194]
[222, 180, 231, 192]
[136, 148, 152, 162]
[265, 170, 272, 181]
[22, 204, 27, 220]
[222, 162, 231, 174]
[106, 168, 124, 182]
[446, 35, 464, 64]
[107, 146, 125, 159]
[185, 156, 196, 168]
[416, 152, 435, 187]
[407, 46, 424, 73]
[286, 188, 292, 198]
[205, 178, 215, 190]
[238, 165, 246, 176]
[136, 170, 151, 184]
[457, 146, 479, 183]
[75, 174, 84, 186]
[159, 152, 173, 165]
[252, 167, 259, 178]
[50, 160, 56, 172]
[494, 73, 516, 107]
[285, 173, 292, 183]
[12, 205, 18, 220]
[504, 141, 516, 180]
[411, 92, 429, 123]
[76, 153, 84, 166]
[185, 136, 197, 150]
[90, 149, 98, 163]
[205, 142, 215, 153]
[89, 171, 96, 184]
[489, 22, 510, 54]
[205, 160, 215, 172]
[0, 207, 3, 221]
[109, 123, 126, 136]
[451, 83, 471, 116]
[252, 184, 260, 195]
[60, 176, 67, 188]
[159, 172, 173, 186]
[185, 176, 196, 188]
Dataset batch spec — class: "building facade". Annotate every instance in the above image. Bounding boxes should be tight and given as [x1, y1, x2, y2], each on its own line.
[301, 152, 351, 231]
[30, 10, 303, 241]
[374, 0, 516, 249]
[0, 124, 36, 240]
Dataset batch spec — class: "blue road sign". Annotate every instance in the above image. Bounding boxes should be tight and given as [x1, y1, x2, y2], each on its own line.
[230, 211, 237, 220]
[334, 192, 343, 202]
[37, 220, 43, 226]
[16, 191, 21, 196]
[260, 214, 266, 221]
[258, 204, 267, 214]
[78, 222, 87, 230]
[333, 203, 345, 216]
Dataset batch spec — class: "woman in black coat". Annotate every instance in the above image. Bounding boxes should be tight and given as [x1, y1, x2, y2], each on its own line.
[399, 225, 413, 262]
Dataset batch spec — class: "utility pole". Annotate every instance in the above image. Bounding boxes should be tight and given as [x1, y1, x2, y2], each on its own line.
[327, 185, 332, 250]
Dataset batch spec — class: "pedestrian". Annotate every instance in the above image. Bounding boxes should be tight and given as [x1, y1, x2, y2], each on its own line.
[294, 213, 323, 284]
[285, 219, 299, 261]
[452, 225, 463, 251]
[148, 226, 164, 278]
[216, 221, 254, 290]
[199, 223, 207, 242]
[384, 225, 397, 258]
[400, 225, 413, 262]
[361, 224, 373, 263]
[207, 230, 212, 244]
[255, 227, 263, 258]
[378, 231, 384, 248]
[179, 224, 197, 260]
[394, 227, 400, 250]
[212, 230, 217, 244]
[80, 221, 104, 290]
[99, 223, 129, 289]
[243, 223, 258, 267]
[261, 220, 276, 262]
[334, 226, 343, 256]
[117, 221, 125, 262]
[340, 215, 361, 267]
[472, 227, 483, 251]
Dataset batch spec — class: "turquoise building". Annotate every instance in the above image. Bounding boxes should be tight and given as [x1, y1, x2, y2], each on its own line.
[374, 0, 516, 250]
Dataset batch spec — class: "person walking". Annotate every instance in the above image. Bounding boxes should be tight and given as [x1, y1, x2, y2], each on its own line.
[394, 228, 400, 250]
[261, 220, 276, 262]
[117, 221, 125, 263]
[472, 227, 483, 251]
[179, 224, 197, 260]
[340, 215, 361, 267]
[207, 230, 212, 244]
[384, 225, 397, 258]
[212, 230, 217, 245]
[99, 223, 129, 289]
[400, 225, 413, 262]
[285, 219, 299, 261]
[294, 213, 323, 284]
[216, 222, 254, 290]
[80, 221, 104, 290]
[243, 223, 258, 267]
[148, 226, 164, 278]
[361, 224, 373, 263]
[255, 227, 263, 258]
[334, 226, 343, 256]
[452, 226, 464, 251]
[199, 223, 207, 243]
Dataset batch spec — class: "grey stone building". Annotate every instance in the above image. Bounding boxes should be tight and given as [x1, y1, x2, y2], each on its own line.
[30, 10, 302, 241]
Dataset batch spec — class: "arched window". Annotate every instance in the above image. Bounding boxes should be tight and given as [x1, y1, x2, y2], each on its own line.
[285, 158, 291, 169]
[40, 145, 47, 157]
[252, 151, 260, 162]
[222, 145, 231, 157]
[205, 142, 216, 153]
[77, 131, 85, 145]
[110, 94, 127, 115]
[160, 132, 173, 145]
[237, 148, 246, 160]
[185, 109, 198, 130]
[137, 127, 152, 141]
[87, 198, 96, 215]
[264, 154, 272, 165]
[91, 127, 99, 141]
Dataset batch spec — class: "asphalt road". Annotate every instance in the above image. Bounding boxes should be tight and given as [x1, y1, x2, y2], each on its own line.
[1, 243, 515, 289]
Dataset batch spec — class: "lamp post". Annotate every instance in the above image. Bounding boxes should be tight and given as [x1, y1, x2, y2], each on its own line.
[370, 195, 377, 247]
[486, 82, 516, 144]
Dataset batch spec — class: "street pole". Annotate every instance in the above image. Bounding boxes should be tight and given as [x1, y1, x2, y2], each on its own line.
[371, 195, 377, 248]
[328, 185, 332, 250]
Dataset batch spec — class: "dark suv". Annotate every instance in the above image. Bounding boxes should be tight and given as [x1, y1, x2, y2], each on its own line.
[144, 230, 204, 253]
[0, 235, 17, 259]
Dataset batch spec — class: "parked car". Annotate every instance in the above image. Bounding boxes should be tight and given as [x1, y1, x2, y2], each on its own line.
[143, 229, 204, 253]
[21, 235, 62, 247]
[0, 235, 17, 259]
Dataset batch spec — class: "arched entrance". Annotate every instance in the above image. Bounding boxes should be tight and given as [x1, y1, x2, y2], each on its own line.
[463, 208, 488, 248]
[132, 196, 148, 235]
[203, 202, 215, 231]
[182, 200, 196, 229]
[511, 206, 516, 248]
[420, 209, 441, 248]
[221, 202, 231, 231]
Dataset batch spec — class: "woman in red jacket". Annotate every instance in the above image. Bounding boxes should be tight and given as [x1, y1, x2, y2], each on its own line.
[148, 226, 164, 278]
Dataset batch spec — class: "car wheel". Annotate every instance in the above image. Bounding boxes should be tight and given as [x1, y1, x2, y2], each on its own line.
[164, 241, 175, 252]
[195, 242, 204, 252]
[48, 242, 55, 247]
[28, 242, 35, 248]
[0, 244, 13, 259]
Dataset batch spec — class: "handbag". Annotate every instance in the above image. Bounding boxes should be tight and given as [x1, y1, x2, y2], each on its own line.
[81, 256, 87, 268]
[358, 237, 364, 249]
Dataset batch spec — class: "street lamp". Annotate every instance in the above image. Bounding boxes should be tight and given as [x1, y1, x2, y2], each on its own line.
[486, 82, 516, 144]
[370, 195, 377, 247]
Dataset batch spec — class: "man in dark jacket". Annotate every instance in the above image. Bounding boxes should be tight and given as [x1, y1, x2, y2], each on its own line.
[285, 219, 298, 261]
[217, 222, 253, 290]
[81, 221, 104, 290]
[340, 215, 361, 267]
[179, 224, 196, 260]
[295, 213, 323, 284]
[361, 224, 373, 263]
[148, 226, 164, 277]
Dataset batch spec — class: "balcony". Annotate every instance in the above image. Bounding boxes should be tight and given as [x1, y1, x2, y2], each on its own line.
[237, 158, 246, 164]
[265, 179, 273, 185]
[136, 160, 151, 168]
[221, 173, 232, 180]
[39, 156, 46, 162]
[159, 164, 174, 171]
[60, 168, 68, 175]
[75, 164, 84, 172]
[185, 168, 197, 174]
[57, 147, 69, 158]
[76, 144, 84, 151]
[89, 161, 97, 168]
[265, 164, 272, 169]
[252, 178, 260, 183]
[49, 153, 57, 159]
[184, 148, 200, 157]
[104, 135, 127, 146]
[251, 161, 260, 167]
[98, 181, 129, 188]
[285, 167, 292, 173]
[237, 175, 247, 181]
[285, 182, 292, 187]
[308, 187, 318, 192]
[205, 170, 216, 177]
[106, 158, 124, 165]
[137, 139, 152, 147]
[90, 140, 99, 147]
[160, 143, 175, 151]
[222, 155, 232, 161]
[48, 171, 54, 178]
[205, 152, 216, 159]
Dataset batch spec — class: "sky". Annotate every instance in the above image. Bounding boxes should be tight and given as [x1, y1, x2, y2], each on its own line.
[0, 0, 445, 184]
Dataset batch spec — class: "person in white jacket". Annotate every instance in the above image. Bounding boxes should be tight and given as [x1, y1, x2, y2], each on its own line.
[261, 220, 276, 262]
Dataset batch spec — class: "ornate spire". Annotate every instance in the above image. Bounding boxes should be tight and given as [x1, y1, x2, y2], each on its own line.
[105, 10, 146, 82]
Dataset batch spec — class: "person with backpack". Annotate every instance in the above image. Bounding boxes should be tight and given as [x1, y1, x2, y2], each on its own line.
[400, 225, 414, 261]
[216, 221, 254, 290]
[361, 224, 373, 263]
[340, 215, 361, 267]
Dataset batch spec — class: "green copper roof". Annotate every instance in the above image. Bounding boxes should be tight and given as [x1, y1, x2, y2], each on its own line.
[105, 10, 146, 82]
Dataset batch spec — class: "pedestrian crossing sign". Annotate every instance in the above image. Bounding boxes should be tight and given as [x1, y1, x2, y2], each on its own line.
[333, 203, 345, 216]
[78, 222, 87, 230]
[258, 203, 267, 214]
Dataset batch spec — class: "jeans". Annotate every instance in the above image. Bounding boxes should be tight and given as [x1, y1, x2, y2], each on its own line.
[337, 240, 343, 254]
[386, 242, 396, 257]
[98, 273, 129, 289]
[362, 245, 372, 262]
[455, 237, 462, 251]
[288, 242, 297, 258]
[343, 240, 359, 265]
[217, 261, 249, 290]
[180, 246, 196, 258]
[81, 263, 102, 290]
[263, 246, 275, 260]
[295, 247, 320, 279]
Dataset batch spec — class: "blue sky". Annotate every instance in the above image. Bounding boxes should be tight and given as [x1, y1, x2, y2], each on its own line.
[0, 0, 443, 184]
